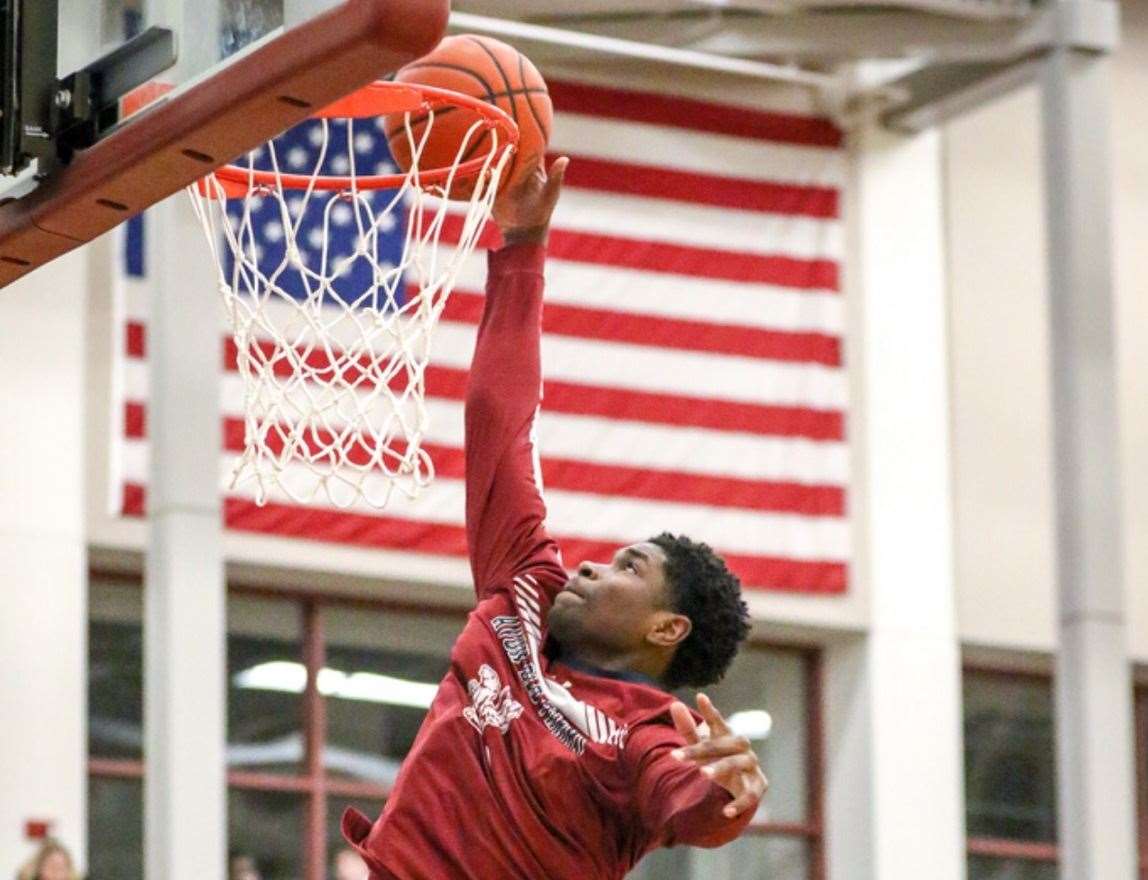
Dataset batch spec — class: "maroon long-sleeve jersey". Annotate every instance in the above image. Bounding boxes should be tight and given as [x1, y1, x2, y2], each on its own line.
[341, 243, 751, 879]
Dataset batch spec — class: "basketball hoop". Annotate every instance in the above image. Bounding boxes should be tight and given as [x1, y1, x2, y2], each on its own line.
[188, 80, 519, 510]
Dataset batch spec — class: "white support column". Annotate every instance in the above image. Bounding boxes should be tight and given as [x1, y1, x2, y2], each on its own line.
[141, 2, 226, 879]
[0, 1, 104, 871]
[837, 123, 966, 880]
[142, 193, 228, 880]
[0, 251, 90, 875]
[1041, 12, 1136, 878]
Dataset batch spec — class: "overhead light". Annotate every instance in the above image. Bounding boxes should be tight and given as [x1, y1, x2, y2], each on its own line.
[728, 709, 773, 740]
[234, 660, 438, 709]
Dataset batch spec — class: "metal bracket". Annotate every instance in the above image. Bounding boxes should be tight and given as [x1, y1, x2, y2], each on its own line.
[53, 26, 176, 164]
[879, 1, 1119, 132]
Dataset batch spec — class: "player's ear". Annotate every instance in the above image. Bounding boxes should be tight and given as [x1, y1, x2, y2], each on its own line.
[646, 611, 691, 649]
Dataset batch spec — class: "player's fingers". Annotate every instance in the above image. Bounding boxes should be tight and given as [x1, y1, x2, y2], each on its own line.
[696, 693, 732, 737]
[699, 752, 758, 783]
[543, 156, 569, 202]
[549, 154, 570, 177]
[722, 784, 763, 819]
[675, 734, 751, 763]
[670, 701, 701, 749]
[514, 156, 545, 189]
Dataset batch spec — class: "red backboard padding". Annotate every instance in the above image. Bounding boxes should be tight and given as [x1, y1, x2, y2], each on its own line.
[0, 0, 449, 287]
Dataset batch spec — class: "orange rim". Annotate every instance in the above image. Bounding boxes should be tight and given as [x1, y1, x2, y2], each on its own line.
[205, 81, 519, 197]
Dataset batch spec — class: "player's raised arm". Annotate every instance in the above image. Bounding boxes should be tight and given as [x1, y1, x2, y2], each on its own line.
[464, 157, 570, 599]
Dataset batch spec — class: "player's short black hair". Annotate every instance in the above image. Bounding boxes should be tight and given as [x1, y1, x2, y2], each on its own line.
[650, 532, 750, 690]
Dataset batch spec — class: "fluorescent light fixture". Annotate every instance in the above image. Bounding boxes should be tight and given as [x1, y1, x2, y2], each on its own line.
[728, 709, 773, 740]
[234, 660, 438, 709]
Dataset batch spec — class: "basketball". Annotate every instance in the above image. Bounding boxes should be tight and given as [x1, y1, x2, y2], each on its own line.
[384, 34, 552, 199]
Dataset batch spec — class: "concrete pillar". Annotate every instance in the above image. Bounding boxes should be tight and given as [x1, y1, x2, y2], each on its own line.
[0, 250, 90, 873]
[141, 2, 227, 879]
[1041, 16, 1137, 877]
[833, 123, 966, 880]
[142, 190, 228, 880]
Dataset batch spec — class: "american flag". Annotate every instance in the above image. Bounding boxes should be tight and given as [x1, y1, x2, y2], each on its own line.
[219, 117, 407, 305]
[116, 78, 849, 594]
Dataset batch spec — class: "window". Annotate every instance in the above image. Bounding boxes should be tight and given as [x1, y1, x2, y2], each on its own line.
[88, 577, 458, 880]
[227, 595, 306, 777]
[963, 669, 1058, 879]
[627, 647, 825, 880]
[89, 576, 824, 880]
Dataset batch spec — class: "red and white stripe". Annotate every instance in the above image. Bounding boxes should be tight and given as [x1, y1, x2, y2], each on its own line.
[114, 79, 850, 594]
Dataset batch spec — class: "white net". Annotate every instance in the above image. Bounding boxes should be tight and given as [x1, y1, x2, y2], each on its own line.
[189, 105, 513, 509]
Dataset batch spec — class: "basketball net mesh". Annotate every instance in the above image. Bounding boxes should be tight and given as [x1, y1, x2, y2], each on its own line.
[189, 112, 512, 509]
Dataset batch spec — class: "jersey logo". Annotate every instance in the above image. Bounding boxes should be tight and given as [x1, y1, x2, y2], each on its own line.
[463, 664, 524, 736]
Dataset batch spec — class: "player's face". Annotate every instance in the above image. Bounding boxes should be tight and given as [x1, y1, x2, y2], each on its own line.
[548, 541, 673, 652]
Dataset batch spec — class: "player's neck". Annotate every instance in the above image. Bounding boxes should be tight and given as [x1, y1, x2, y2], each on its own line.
[553, 641, 669, 687]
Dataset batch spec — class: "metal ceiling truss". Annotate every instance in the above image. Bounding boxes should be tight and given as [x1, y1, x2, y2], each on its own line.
[452, 0, 1120, 131]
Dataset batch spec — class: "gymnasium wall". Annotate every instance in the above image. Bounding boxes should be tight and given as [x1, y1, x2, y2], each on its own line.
[946, 0, 1148, 661]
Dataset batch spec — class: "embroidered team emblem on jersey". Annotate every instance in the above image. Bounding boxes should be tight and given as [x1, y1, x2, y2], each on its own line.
[463, 664, 524, 735]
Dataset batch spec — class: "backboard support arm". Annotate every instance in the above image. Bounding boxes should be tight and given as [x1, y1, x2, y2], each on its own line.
[0, 0, 176, 176]
[55, 26, 177, 163]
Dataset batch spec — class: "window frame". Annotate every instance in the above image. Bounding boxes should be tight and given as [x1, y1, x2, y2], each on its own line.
[962, 664, 1059, 873]
[88, 569, 827, 880]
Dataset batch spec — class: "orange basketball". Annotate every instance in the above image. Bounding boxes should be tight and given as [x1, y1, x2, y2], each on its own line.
[384, 35, 552, 199]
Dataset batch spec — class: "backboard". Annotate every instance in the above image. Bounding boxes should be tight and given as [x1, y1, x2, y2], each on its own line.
[0, 0, 449, 285]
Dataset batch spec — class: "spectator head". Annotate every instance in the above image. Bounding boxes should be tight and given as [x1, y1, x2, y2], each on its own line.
[228, 853, 261, 880]
[18, 839, 78, 880]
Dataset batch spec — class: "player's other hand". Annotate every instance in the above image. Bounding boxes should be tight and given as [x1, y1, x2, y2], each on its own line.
[670, 693, 769, 819]
[493, 156, 569, 247]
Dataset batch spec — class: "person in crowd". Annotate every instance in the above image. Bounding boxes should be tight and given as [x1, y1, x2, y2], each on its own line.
[16, 839, 79, 880]
[228, 852, 262, 880]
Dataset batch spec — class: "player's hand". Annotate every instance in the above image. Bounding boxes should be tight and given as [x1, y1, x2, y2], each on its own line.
[492, 155, 569, 246]
[670, 693, 768, 819]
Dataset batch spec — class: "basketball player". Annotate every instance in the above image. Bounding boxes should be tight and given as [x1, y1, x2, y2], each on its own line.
[342, 157, 766, 879]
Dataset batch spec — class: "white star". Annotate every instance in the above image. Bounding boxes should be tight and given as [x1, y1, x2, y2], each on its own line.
[263, 221, 285, 243]
[377, 213, 397, 233]
[331, 203, 353, 226]
[331, 154, 350, 174]
[308, 125, 325, 147]
[288, 197, 305, 218]
[354, 131, 375, 154]
[307, 227, 325, 249]
[374, 160, 396, 175]
[287, 146, 308, 168]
